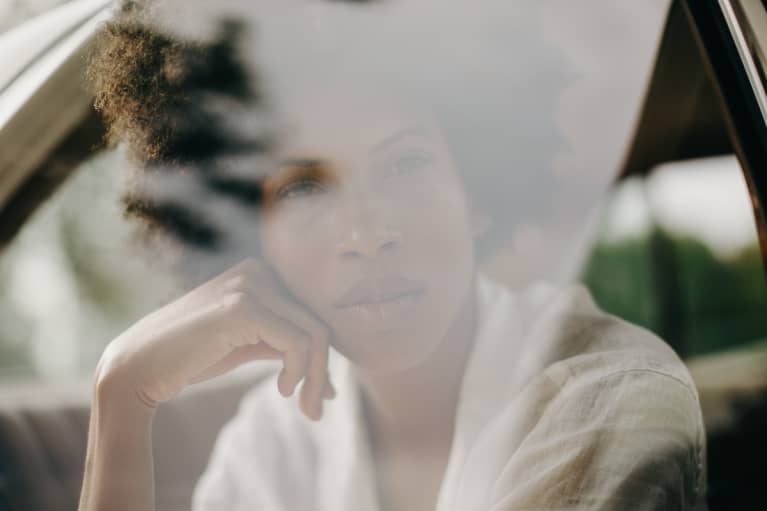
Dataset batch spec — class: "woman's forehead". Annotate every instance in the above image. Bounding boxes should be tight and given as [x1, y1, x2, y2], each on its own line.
[274, 91, 441, 163]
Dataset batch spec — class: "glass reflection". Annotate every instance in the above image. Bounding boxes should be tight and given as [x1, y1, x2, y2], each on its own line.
[4, 1, 749, 510]
[71, 1, 707, 510]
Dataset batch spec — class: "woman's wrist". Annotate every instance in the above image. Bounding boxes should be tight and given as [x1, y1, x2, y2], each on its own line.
[93, 365, 158, 425]
[81, 386, 157, 511]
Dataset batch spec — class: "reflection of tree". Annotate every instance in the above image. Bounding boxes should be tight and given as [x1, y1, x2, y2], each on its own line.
[0, 285, 35, 378]
[581, 227, 767, 358]
[580, 236, 658, 332]
[0, 150, 179, 380]
[649, 227, 686, 355]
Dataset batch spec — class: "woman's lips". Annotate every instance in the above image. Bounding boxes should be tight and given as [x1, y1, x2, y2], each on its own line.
[334, 275, 425, 309]
[334, 276, 426, 330]
[338, 289, 425, 330]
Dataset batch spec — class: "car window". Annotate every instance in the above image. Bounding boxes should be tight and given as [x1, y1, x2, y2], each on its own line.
[582, 155, 767, 359]
[3, 2, 767, 511]
[0, 149, 180, 380]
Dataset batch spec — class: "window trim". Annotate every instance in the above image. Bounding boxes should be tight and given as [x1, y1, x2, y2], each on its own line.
[683, 0, 767, 270]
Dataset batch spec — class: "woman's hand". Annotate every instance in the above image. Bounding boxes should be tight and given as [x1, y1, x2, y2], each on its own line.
[95, 257, 335, 421]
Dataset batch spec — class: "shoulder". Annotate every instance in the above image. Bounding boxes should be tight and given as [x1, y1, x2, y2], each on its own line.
[453, 278, 708, 508]
[479, 276, 703, 442]
[508, 280, 697, 392]
[484, 281, 707, 506]
[524, 283, 706, 484]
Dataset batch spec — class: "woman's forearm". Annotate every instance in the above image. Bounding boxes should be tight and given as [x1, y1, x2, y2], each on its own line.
[78, 375, 158, 511]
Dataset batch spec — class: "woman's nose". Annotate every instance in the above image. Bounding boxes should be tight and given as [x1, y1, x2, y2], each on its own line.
[333, 198, 403, 260]
[335, 227, 403, 259]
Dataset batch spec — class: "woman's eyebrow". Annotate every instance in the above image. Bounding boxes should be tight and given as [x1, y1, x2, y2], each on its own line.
[369, 125, 427, 155]
[269, 158, 336, 186]
[278, 157, 326, 169]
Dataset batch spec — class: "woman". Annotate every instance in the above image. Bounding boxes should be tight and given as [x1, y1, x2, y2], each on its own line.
[78, 1, 706, 510]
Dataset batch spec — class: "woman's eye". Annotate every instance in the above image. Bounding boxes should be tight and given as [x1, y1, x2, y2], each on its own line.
[384, 151, 432, 176]
[276, 179, 326, 201]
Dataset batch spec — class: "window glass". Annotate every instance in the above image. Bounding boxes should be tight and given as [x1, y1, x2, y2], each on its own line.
[0, 150, 178, 381]
[582, 155, 767, 358]
[3, 1, 767, 511]
[0, 0, 674, 382]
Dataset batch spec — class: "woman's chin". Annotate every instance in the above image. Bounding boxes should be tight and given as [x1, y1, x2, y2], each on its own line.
[335, 329, 438, 375]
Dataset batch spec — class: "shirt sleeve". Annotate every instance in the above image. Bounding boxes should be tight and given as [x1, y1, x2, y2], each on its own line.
[488, 368, 707, 511]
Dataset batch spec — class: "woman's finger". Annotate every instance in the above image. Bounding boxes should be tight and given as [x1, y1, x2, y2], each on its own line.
[323, 377, 337, 399]
[216, 257, 335, 420]
[278, 347, 309, 397]
[241, 301, 314, 398]
[187, 343, 281, 385]
[249, 286, 333, 420]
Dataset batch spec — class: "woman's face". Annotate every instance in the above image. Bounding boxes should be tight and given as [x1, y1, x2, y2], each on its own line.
[259, 93, 478, 374]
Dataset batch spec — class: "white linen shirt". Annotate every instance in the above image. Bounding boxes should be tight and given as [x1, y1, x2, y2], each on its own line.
[192, 275, 707, 510]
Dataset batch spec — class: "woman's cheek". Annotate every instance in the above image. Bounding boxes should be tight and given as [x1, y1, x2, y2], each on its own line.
[277, 199, 331, 234]
[261, 213, 329, 289]
[402, 174, 472, 239]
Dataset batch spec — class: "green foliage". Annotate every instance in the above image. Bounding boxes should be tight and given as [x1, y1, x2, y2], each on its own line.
[580, 237, 659, 332]
[581, 227, 767, 358]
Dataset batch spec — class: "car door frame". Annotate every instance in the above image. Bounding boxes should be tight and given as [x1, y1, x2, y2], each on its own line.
[683, 0, 767, 269]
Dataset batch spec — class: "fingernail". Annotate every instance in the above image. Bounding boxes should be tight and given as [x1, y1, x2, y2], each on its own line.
[278, 369, 296, 397]
[277, 373, 288, 397]
[327, 379, 337, 399]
